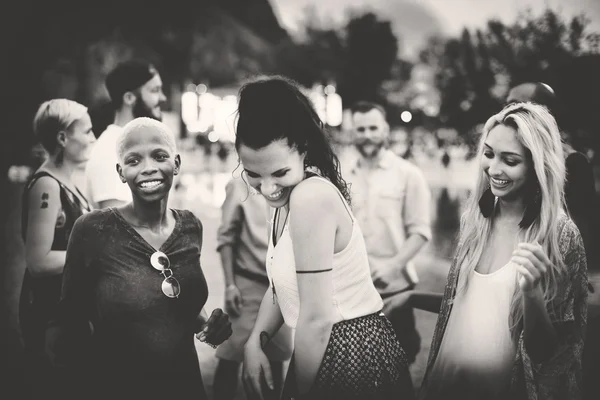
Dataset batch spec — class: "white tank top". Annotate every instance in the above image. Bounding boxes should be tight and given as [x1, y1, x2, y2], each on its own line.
[424, 262, 518, 398]
[266, 176, 384, 329]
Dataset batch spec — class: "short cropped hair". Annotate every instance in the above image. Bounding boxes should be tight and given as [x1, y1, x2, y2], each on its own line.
[33, 99, 88, 153]
[116, 117, 177, 161]
[349, 101, 387, 119]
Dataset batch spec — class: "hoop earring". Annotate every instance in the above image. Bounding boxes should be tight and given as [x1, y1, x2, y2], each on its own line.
[519, 187, 541, 229]
[478, 185, 495, 218]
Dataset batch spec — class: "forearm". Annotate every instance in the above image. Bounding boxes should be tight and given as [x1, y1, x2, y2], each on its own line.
[293, 316, 333, 394]
[523, 289, 559, 363]
[218, 245, 236, 286]
[410, 291, 443, 313]
[246, 290, 286, 349]
[396, 234, 428, 265]
[27, 250, 66, 277]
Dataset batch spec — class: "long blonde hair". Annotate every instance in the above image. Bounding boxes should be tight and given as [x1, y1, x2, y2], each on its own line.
[454, 102, 567, 341]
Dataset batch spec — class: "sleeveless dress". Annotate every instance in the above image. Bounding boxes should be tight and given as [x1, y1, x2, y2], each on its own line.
[267, 175, 415, 400]
[20, 171, 91, 355]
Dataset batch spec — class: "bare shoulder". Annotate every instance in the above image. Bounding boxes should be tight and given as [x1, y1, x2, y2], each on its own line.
[289, 177, 339, 213]
[27, 175, 61, 207]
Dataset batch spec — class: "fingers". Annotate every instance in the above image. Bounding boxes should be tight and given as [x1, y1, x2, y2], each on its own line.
[517, 242, 552, 268]
[261, 362, 275, 392]
[203, 308, 223, 332]
[512, 256, 541, 278]
[202, 309, 232, 346]
[373, 273, 389, 289]
[382, 298, 394, 316]
[225, 298, 240, 318]
[206, 319, 233, 346]
[512, 249, 547, 275]
[515, 263, 536, 283]
[232, 293, 243, 316]
[236, 293, 244, 310]
[242, 370, 263, 400]
[243, 363, 270, 400]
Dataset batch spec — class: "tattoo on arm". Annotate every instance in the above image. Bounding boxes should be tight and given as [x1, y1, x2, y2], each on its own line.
[260, 331, 270, 350]
[41, 192, 49, 209]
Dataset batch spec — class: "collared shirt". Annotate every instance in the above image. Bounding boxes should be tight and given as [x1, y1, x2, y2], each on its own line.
[342, 148, 432, 295]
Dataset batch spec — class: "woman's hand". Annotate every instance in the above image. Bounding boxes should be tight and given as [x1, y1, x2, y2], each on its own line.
[242, 339, 275, 400]
[196, 308, 232, 347]
[511, 242, 552, 297]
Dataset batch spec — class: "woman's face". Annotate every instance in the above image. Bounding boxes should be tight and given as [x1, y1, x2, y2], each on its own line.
[117, 128, 180, 203]
[238, 139, 306, 208]
[482, 124, 532, 202]
[63, 113, 96, 163]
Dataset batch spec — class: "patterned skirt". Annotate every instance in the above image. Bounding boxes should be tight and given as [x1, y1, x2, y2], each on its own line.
[282, 312, 415, 400]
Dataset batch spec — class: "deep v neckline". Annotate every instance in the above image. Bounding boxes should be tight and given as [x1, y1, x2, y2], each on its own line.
[271, 207, 290, 248]
[111, 207, 182, 253]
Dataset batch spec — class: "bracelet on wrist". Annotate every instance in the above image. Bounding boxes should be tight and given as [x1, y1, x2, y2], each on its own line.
[226, 284, 237, 291]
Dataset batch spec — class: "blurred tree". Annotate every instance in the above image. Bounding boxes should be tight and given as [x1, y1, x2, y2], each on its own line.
[274, 10, 402, 118]
[423, 8, 600, 154]
[274, 7, 346, 87]
[338, 12, 399, 105]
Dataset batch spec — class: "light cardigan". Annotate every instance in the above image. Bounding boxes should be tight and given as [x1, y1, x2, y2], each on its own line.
[420, 213, 588, 400]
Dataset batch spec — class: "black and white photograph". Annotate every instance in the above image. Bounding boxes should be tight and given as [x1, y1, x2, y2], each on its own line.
[2, 0, 600, 399]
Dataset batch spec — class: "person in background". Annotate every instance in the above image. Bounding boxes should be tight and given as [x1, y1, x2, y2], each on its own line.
[49, 118, 231, 399]
[20, 99, 95, 398]
[345, 101, 432, 366]
[213, 175, 293, 400]
[238, 76, 415, 400]
[507, 82, 599, 400]
[85, 59, 166, 209]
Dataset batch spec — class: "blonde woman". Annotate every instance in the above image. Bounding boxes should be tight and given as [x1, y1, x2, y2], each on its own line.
[388, 103, 588, 399]
[20, 99, 95, 393]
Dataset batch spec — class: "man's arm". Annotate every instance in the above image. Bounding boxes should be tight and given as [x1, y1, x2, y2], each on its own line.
[217, 180, 244, 316]
[397, 166, 432, 268]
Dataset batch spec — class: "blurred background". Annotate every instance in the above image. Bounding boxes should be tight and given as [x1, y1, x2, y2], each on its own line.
[2, 0, 600, 398]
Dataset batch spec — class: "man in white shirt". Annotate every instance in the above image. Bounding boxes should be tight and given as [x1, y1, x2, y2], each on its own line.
[85, 59, 166, 209]
[344, 101, 432, 364]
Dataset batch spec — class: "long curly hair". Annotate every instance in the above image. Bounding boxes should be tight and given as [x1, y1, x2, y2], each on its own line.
[234, 75, 351, 204]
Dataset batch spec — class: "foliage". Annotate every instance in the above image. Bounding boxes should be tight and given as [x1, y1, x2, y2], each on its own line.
[422, 8, 600, 153]
[275, 10, 401, 108]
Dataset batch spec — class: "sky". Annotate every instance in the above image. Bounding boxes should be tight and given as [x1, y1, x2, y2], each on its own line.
[270, 0, 600, 58]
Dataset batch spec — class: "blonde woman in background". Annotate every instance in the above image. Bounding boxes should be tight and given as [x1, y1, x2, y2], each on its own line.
[386, 103, 587, 399]
[20, 99, 95, 396]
